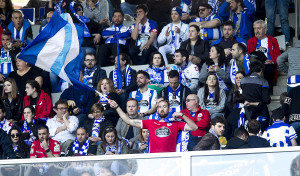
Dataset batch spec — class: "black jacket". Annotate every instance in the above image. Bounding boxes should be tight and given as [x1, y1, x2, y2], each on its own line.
[2, 97, 23, 121]
[0, 128, 16, 159]
[226, 137, 250, 149]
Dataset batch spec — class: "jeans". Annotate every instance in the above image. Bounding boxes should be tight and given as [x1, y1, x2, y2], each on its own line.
[120, 2, 137, 17]
[291, 122, 300, 146]
[265, 0, 290, 42]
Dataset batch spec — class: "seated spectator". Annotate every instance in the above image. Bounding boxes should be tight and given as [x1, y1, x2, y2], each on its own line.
[212, 20, 246, 61]
[80, 53, 107, 89]
[7, 10, 32, 48]
[159, 70, 192, 113]
[30, 125, 60, 158]
[8, 57, 43, 97]
[129, 70, 158, 117]
[226, 127, 250, 149]
[15, 105, 45, 145]
[198, 73, 226, 119]
[262, 108, 297, 147]
[193, 116, 226, 150]
[46, 100, 79, 154]
[189, 3, 222, 42]
[181, 94, 210, 151]
[116, 98, 145, 148]
[247, 20, 281, 93]
[179, 25, 209, 68]
[247, 119, 270, 148]
[60, 85, 94, 126]
[66, 127, 97, 156]
[97, 9, 131, 66]
[157, 7, 189, 64]
[129, 4, 158, 65]
[1, 78, 22, 122]
[81, 0, 109, 27]
[96, 126, 129, 155]
[0, 105, 11, 133]
[92, 78, 120, 126]
[218, 0, 255, 41]
[241, 61, 271, 132]
[109, 53, 137, 111]
[132, 129, 149, 153]
[0, 0, 13, 29]
[23, 80, 53, 121]
[144, 51, 169, 89]
[199, 44, 231, 91]
[7, 126, 30, 158]
[172, 49, 200, 93]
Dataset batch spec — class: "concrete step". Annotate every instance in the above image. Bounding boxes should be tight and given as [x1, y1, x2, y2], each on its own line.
[273, 85, 287, 96]
[276, 75, 288, 86]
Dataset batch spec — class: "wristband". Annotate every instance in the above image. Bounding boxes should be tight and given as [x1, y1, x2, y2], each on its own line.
[181, 113, 184, 117]
[114, 105, 119, 109]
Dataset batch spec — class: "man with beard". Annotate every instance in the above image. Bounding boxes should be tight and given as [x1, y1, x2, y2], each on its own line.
[97, 9, 131, 66]
[218, 0, 255, 41]
[109, 99, 198, 153]
[129, 70, 157, 118]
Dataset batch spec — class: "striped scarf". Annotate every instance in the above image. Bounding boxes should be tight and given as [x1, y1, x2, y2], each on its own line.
[92, 117, 105, 137]
[72, 138, 90, 155]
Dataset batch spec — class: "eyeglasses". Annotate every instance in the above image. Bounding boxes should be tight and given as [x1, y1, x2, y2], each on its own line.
[11, 134, 20, 138]
[93, 110, 102, 114]
[186, 99, 196, 102]
[57, 107, 68, 110]
[199, 8, 206, 12]
[85, 59, 96, 62]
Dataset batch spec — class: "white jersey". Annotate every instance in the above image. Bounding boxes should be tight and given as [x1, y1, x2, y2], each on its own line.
[129, 88, 157, 113]
[172, 62, 200, 91]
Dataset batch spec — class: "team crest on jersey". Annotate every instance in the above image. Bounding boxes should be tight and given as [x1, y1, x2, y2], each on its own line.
[198, 113, 203, 118]
[39, 101, 43, 105]
[167, 123, 172, 126]
[139, 100, 149, 106]
[155, 126, 171, 137]
[54, 143, 60, 152]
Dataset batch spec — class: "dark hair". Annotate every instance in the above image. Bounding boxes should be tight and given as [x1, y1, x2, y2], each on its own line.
[234, 127, 249, 140]
[73, 3, 83, 12]
[211, 116, 226, 126]
[233, 71, 246, 92]
[272, 108, 284, 120]
[168, 70, 180, 79]
[137, 70, 150, 80]
[1, 30, 12, 38]
[233, 0, 245, 8]
[247, 120, 261, 134]
[138, 129, 149, 142]
[189, 24, 200, 32]
[26, 80, 41, 95]
[77, 126, 88, 134]
[23, 105, 36, 116]
[280, 92, 288, 105]
[250, 60, 264, 73]
[55, 99, 68, 109]
[157, 99, 170, 107]
[8, 126, 28, 156]
[0, 0, 13, 15]
[136, 4, 149, 13]
[204, 73, 220, 105]
[113, 9, 124, 17]
[206, 44, 226, 66]
[84, 53, 96, 60]
[38, 125, 49, 133]
[101, 126, 120, 151]
[126, 98, 138, 106]
[175, 49, 189, 59]
[119, 53, 131, 65]
[0, 104, 4, 113]
[223, 21, 235, 29]
[193, 133, 220, 151]
[149, 51, 165, 68]
[232, 91, 246, 109]
[234, 42, 247, 55]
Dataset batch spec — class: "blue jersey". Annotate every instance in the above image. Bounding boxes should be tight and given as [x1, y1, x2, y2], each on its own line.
[0, 48, 14, 77]
[191, 14, 222, 40]
[131, 19, 158, 47]
[129, 88, 158, 113]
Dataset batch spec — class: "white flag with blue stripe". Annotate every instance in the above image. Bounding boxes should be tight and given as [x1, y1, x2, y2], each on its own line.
[18, 12, 93, 91]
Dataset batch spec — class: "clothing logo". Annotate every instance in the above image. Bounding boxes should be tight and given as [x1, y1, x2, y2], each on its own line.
[138, 100, 149, 107]
[170, 100, 180, 106]
[54, 143, 60, 152]
[198, 113, 203, 118]
[155, 126, 171, 137]
[39, 101, 43, 106]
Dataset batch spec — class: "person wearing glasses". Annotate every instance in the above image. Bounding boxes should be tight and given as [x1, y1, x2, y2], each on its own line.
[46, 99, 79, 155]
[109, 99, 197, 153]
[181, 94, 210, 151]
[7, 126, 30, 158]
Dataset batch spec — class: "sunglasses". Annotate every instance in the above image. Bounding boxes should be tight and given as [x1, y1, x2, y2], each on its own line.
[11, 134, 20, 138]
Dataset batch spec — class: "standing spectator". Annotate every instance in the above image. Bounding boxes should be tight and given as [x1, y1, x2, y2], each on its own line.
[265, 0, 290, 46]
[172, 49, 200, 93]
[262, 108, 297, 147]
[277, 41, 300, 91]
[128, 70, 157, 117]
[0, 0, 13, 29]
[7, 127, 30, 158]
[81, 0, 109, 27]
[1, 78, 22, 122]
[179, 25, 209, 68]
[247, 20, 281, 92]
[159, 70, 192, 113]
[23, 80, 53, 121]
[30, 125, 60, 158]
[246, 119, 270, 148]
[218, 0, 255, 41]
[181, 94, 210, 150]
[157, 7, 189, 65]
[198, 73, 226, 119]
[129, 4, 158, 65]
[226, 127, 250, 149]
[46, 100, 79, 154]
[109, 53, 137, 111]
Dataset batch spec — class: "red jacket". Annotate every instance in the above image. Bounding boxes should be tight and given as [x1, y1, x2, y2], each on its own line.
[23, 90, 53, 120]
[247, 35, 281, 80]
[181, 106, 210, 137]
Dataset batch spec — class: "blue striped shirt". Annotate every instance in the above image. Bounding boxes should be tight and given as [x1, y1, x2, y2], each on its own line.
[191, 14, 222, 40]
[0, 48, 14, 77]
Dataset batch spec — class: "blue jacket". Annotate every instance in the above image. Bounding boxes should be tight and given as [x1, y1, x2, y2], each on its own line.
[7, 19, 32, 44]
[218, 0, 255, 40]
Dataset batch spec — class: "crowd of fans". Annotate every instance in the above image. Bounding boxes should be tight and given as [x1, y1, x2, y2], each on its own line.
[0, 0, 298, 165]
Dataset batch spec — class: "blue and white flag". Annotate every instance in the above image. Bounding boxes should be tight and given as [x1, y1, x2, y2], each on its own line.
[18, 12, 93, 91]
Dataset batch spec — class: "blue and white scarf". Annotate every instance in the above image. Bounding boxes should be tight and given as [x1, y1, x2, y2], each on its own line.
[98, 93, 109, 106]
[12, 144, 18, 152]
[147, 66, 165, 84]
[168, 85, 182, 113]
[92, 117, 105, 137]
[170, 22, 183, 50]
[175, 62, 188, 86]
[0, 119, 5, 129]
[104, 140, 121, 154]
[287, 75, 300, 87]
[83, 66, 97, 87]
[72, 138, 90, 155]
[236, 103, 245, 127]
[113, 65, 131, 88]
[69, 4, 91, 37]
[54, 0, 63, 14]
[21, 120, 36, 143]
[230, 54, 250, 84]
